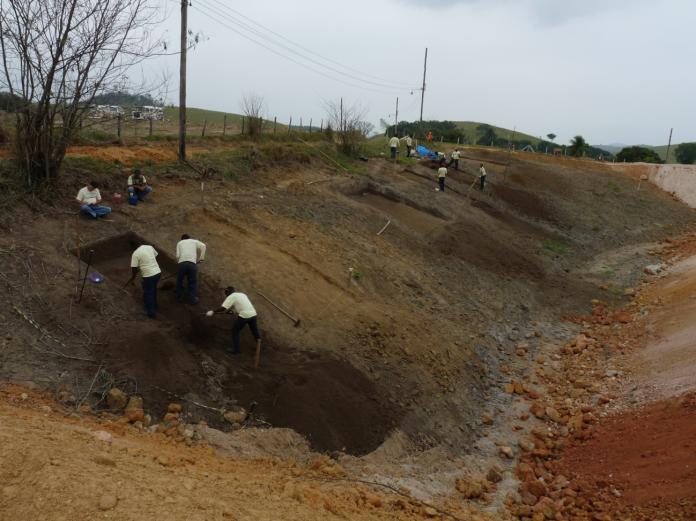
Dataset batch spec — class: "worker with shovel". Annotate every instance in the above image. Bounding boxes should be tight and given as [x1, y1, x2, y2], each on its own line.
[479, 163, 487, 190]
[175, 234, 206, 304]
[125, 242, 161, 319]
[206, 287, 261, 356]
[450, 149, 461, 170]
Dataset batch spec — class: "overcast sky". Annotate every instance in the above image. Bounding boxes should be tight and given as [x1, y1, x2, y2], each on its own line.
[151, 0, 694, 146]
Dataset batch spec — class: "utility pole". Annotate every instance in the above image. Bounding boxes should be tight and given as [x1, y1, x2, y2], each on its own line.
[419, 48, 428, 124]
[665, 128, 673, 164]
[178, 0, 188, 161]
[395, 97, 399, 136]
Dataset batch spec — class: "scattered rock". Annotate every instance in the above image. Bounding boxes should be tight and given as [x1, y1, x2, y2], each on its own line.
[106, 388, 128, 410]
[422, 506, 439, 517]
[481, 414, 494, 425]
[518, 439, 535, 452]
[644, 264, 664, 276]
[223, 406, 248, 424]
[167, 403, 183, 413]
[98, 494, 118, 511]
[93, 454, 116, 467]
[545, 407, 562, 423]
[530, 402, 546, 419]
[486, 466, 503, 483]
[92, 430, 113, 443]
[499, 446, 514, 459]
[124, 396, 144, 423]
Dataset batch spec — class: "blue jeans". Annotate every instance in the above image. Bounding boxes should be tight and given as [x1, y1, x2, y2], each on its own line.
[141, 273, 160, 317]
[175, 262, 198, 303]
[390, 147, 397, 159]
[80, 204, 111, 219]
[128, 186, 152, 201]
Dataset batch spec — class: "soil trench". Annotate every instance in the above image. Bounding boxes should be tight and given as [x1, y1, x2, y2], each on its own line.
[78, 232, 400, 455]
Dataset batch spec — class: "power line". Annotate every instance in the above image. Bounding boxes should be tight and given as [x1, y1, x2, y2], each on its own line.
[191, 2, 410, 95]
[201, 0, 415, 89]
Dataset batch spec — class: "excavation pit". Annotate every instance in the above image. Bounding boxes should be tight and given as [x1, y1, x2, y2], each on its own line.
[77, 232, 400, 455]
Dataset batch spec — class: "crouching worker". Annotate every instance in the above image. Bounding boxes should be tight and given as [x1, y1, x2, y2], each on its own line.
[206, 287, 260, 355]
[127, 169, 152, 203]
[76, 181, 112, 219]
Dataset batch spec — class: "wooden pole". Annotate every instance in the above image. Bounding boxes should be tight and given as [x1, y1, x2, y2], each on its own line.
[201, 119, 207, 137]
[665, 128, 673, 163]
[395, 97, 399, 136]
[117, 114, 122, 143]
[419, 48, 428, 124]
[300, 117, 303, 131]
[309, 118, 312, 133]
[288, 116, 292, 135]
[320, 119, 323, 132]
[149, 118, 153, 137]
[178, 0, 187, 161]
[223, 114, 227, 136]
[241, 117, 245, 135]
[273, 116, 277, 135]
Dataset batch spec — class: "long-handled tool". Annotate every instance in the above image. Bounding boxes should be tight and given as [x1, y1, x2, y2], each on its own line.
[77, 250, 94, 303]
[256, 291, 301, 327]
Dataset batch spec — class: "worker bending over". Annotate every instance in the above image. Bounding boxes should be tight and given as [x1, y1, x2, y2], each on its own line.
[176, 234, 207, 304]
[207, 287, 260, 355]
[126, 242, 161, 318]
[438, 166, 447, 192]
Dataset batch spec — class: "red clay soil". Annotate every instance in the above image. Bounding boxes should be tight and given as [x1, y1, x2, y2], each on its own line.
[556, 392, 696, 518]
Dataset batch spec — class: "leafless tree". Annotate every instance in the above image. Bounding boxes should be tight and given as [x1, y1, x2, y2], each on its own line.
[324, 99, 371, 155]
[240, 93, 265, 138]
[0, 0, 163, 187]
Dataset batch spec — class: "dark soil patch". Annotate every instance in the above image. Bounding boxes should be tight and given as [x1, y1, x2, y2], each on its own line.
[491, 183, 559, 223]
[80, 233, 400, 456]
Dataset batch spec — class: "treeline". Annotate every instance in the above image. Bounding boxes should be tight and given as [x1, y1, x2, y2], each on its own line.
[91, 91, 160, 107]
[387, 120, 612, 159]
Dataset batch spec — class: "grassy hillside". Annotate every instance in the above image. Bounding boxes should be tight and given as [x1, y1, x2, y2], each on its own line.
[454, 121, 544, 146]
[162, 106, 243, 126]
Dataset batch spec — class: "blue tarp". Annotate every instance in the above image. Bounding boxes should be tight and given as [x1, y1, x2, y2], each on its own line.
[416, 145, 438, 159]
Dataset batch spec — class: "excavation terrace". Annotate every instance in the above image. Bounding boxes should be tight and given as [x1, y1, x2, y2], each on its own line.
[1, 141, 694, 519]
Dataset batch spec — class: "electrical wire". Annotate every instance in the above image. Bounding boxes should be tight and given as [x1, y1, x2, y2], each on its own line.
[191, 2, 408, 95]
[195, 0, 417, 91]
[201, 0, 415, 89]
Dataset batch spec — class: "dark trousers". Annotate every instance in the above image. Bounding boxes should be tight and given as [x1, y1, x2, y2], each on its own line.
[231, 315, 260, 354]
[406, 145, 412, 157]
[390, 146, 397, 159]
[438, 177, 445, 192]
[175, 262, 198, 303]
[480, 175, 486, 190]
[141, 273, 160, 317]
[452, 159, 459, 170]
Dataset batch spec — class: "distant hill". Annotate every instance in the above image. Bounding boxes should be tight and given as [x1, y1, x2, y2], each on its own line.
[598, 143, 690, 163]
[454, 121, 543, 147]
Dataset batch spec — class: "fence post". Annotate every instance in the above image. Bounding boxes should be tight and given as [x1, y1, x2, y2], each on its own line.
[223, 114, 227, 136]
[440, 136, 443, 143]
[457, 136, 460, 144]
[149, 118, 153, 137]
[201, 119, 207, 137]
[273, 116, 277, 135]
[117, 114, 122, 143]
[309, 118, 312, 133]
[320, 119, 323, 132]
[288, 116, 292, 135]
[241, 117, 245, 135]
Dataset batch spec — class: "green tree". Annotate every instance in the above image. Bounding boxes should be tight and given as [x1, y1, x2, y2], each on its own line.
[615, 146, 663, 164]
[477, 124, 497, 146]
[568, 135, 589, 157]
[546, 133, 556, 142]
[675, 143, 696, 165]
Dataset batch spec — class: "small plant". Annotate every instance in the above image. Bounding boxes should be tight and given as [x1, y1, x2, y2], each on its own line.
[542, 239, 568, 254]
